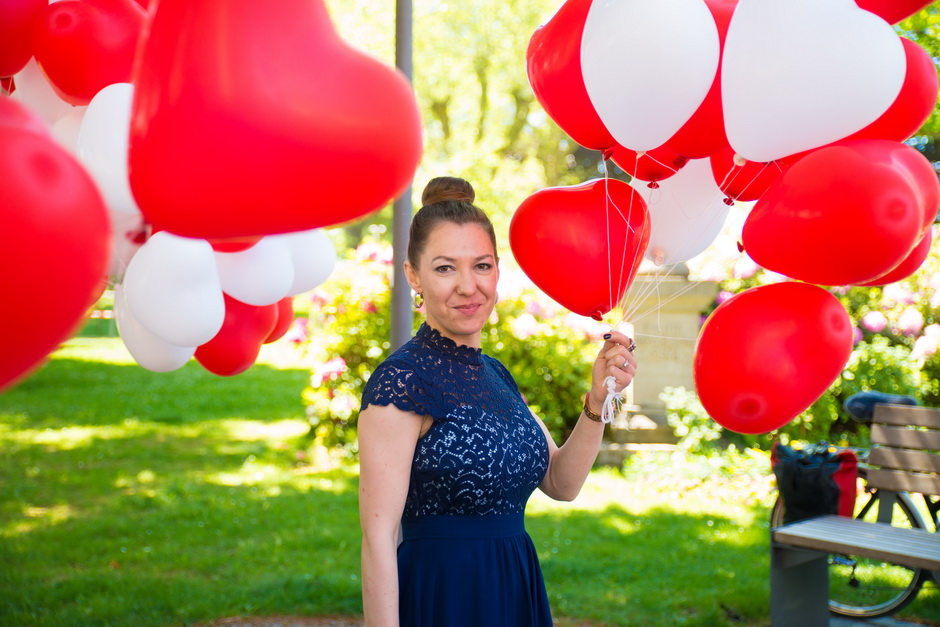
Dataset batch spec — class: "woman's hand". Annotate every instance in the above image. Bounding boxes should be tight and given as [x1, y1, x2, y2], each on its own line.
[587, 329, 637, 412]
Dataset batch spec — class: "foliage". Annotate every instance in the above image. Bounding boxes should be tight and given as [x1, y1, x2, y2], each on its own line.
[297, 235, 607, 456]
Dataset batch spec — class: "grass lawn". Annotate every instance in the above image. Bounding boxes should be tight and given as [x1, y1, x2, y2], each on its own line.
[1, 338, 938, 626]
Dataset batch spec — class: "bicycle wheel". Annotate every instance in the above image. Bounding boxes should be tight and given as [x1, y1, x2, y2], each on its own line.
[770, 490, 927, 619]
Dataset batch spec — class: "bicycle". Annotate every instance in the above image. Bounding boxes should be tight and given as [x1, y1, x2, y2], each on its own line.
[769, 392, 940, 619]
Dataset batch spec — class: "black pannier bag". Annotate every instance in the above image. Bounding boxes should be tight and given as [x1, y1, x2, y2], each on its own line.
[772, 441, 858, 525]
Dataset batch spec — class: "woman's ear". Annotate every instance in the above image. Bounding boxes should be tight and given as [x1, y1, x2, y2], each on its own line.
[403, 260, 421, 294]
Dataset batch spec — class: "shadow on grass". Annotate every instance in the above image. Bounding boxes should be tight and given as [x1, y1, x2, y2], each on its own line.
[0, 357, 311, 428]
[0, 424, 362, 627]
[528, 505, 772, 627]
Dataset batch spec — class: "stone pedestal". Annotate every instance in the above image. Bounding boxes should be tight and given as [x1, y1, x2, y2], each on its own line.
[597, 262, 718, 466]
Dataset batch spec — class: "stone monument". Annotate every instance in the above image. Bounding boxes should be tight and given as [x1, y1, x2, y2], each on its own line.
[598, 261, 718, 466]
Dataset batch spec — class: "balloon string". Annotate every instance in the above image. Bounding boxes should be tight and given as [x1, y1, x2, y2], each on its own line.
[617, 182, 728, 321]
[600, 374, 622, 424]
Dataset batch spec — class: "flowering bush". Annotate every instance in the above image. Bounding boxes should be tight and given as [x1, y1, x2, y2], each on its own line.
[296, 233, 607, 456]
[675, 214, 940, 449]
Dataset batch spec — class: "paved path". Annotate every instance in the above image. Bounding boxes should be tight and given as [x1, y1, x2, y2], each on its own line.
[831, 616, 924, 626]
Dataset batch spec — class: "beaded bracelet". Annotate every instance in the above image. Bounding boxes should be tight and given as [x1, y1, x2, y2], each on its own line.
[582, 393, 603, 423]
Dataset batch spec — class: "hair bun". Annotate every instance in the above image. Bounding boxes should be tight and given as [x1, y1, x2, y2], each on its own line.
[421, 176, 475, 206]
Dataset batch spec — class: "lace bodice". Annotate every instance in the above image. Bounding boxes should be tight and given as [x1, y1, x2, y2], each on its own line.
[360, 323, 550, 516]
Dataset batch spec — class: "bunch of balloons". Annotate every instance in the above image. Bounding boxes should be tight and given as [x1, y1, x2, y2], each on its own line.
[0, 0, 423, 387]
[522, 0, 939, 434]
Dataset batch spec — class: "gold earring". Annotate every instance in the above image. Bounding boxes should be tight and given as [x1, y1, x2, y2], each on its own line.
[413, 292, 424, 309]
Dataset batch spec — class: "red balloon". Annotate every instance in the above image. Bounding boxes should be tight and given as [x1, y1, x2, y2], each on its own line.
[195, 294, 278, 376]
[694, 282, 853, 434]
[31, 0, 146, 106]
[840, 38, 939, 144]
[0, 94, 52, 136]
[526, 0, 615, 151]
[129, 0, 423, 239]
[709, 147, 788, 202]
[855, 0, 931, 24]
[0, 126, 111, 391]
[664, 0, 736, 159]
[509, 179, 650, 319]
[0, 0, 47, 78]
[608, 143, 688, 184]
[264, 297, 295, 344]
[858, 227, 933, 286]
[743, 140, 931, 286]
[208, 236, 263, 254]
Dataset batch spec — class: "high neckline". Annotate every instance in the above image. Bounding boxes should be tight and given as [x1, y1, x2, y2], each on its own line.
[415, 322, 484, 366]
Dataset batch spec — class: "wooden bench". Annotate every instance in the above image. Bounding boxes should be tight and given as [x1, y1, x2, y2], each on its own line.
[770, 404, 940, 626]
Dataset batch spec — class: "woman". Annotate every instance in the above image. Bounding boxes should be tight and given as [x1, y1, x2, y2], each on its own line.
[358, 176, 637, 627]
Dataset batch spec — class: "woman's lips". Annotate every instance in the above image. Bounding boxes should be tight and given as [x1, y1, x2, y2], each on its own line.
[454, 303, 482, 315]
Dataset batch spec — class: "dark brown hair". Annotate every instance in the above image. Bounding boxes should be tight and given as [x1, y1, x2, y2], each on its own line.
[407, 177, 498, 269]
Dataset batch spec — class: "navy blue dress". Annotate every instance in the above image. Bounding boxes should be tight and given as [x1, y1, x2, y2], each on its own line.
[360, 323, 553, 626]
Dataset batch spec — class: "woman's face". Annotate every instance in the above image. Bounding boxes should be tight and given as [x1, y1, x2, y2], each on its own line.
[404, 222, 499, 348]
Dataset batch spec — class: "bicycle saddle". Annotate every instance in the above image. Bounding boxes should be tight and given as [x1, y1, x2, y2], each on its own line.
[843, 390, 918, 424]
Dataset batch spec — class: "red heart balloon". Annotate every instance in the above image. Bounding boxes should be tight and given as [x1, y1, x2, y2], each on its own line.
[855, 0, 931, 24]
[195, 294, 278, 376]
[709, 146, 788, 202]
[837, 38, 938, 145]
[694, 282, 853, 435]
[0, 126, 111, 391]
[0, 94, 52, 136]
[743, 140, 930, 286]
[32, 0, 146, 106]
[857, 227, 933, 287]
[264, 297, 295, 344]
[608, 143, 688, 184]
[0, 0, 47, 78]
[664, 0, 736, 159]
[129, 0, 423, 239]
[526, 0, 615, 151]
[509, 179, 650, 319]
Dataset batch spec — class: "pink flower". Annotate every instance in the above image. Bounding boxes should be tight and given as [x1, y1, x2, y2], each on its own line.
[883, 282, 915, 306]
[308, 288, 331, 308]
[285, 317, 309, 345]
[912, 325, 940, 360]
[361, 300, 378, 314]
[732, 255, 759, 280]
[525, 301, 546, 318]
[510, 313, 540, 339]
[853, 327, 863, 345]
[860, 311, 888, 333]
[715, 290, 735, 305]
[898, 307, 925, 336]
[311, 357, 348, 387]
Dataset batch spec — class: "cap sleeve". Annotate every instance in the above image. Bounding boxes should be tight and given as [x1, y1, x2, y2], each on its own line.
[360, 359, 431, 417]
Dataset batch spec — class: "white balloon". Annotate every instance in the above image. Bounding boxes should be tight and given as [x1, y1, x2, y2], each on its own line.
[215, 237, 294, 306]
[51, 107, 86, 155]
[722, 0, 905, 162]
[114, 284, 196, 372]
[10, 57, 73, 126]
[269, 229, 337, 296]
[581, 0, 720, 151]
[631, 158, 730, 266]
[77, 83, 139, 214]
[124, 231, 225, 346]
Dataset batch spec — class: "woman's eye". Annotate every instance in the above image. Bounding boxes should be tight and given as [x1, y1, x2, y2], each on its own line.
[476, 263, 493, 271]
[434, 265, 454, 274]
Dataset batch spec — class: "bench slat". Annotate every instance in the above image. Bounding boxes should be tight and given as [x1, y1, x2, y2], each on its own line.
[874, 404, 940, 429]
[865, 467, 940, 496]
[871, 424, 940, 452]
[869, 446, 940, 474]
[773, 515, 940, 572]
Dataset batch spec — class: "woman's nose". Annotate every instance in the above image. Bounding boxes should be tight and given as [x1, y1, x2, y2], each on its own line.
[455, 270, 477, 295]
